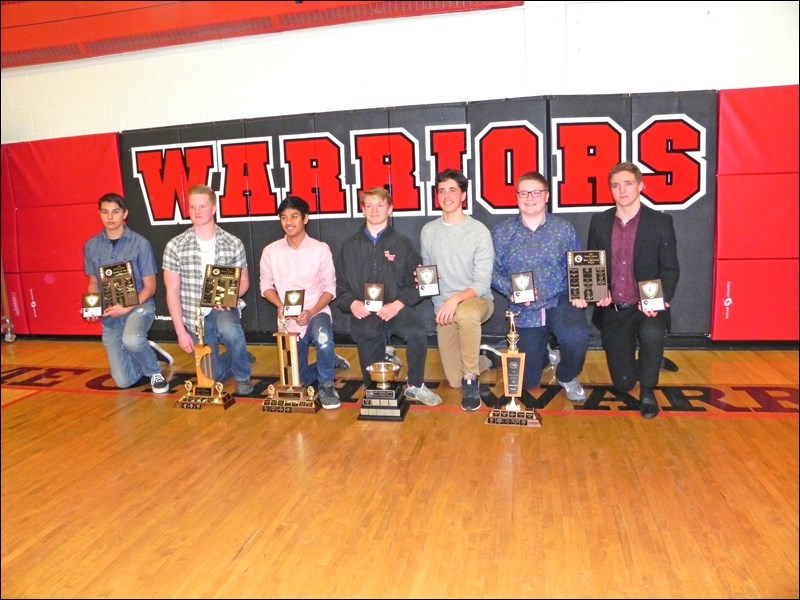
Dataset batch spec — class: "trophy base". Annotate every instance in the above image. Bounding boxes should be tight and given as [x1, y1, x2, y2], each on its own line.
[358, 382, 408, 421]
[486, 406, 542, 428]
[262, 384, 320, 414]
[176, 385, 235, 410]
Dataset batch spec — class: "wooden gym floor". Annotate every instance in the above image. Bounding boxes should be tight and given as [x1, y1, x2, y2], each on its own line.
[1, 339, 798, 599]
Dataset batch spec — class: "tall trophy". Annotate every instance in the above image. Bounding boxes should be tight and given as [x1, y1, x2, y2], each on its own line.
[358, 360, 407, 421]
[486, 310, 541, 428]
[177, 308, 235, 410]
[262, 318, 319, 414]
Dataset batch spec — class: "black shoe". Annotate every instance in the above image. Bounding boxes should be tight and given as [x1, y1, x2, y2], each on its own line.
[639, 388, 659, 419]
[149, 340, 174, 365]
[461, 377, 482, 411]
[660, 356, 679, 372]
[247, 351, 256, 365]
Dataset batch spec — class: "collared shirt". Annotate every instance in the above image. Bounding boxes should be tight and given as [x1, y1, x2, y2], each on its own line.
[83, 226, 158, 317]
[163, 226, 248, 331]
[259, 234, 336, 337]
[491, 213, 582, 328]
[611, 210, 641, 304]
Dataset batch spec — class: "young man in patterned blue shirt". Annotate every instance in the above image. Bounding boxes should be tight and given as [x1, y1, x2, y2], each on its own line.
[490, 172, 590, 402]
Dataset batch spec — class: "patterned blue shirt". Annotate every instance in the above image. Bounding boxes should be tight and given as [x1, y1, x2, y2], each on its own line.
[491, 214, 583, 328]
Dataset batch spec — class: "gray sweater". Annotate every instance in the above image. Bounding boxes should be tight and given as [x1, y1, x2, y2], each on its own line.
[420, 215, 495, 312]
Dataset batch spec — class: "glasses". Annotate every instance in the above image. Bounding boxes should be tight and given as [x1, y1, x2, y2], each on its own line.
[516, 190, 547, 199]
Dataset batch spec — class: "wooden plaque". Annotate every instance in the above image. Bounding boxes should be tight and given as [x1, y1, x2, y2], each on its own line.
[98, 261, 138, 309]
[567, 250, 608, 303]
[200, 264, 241, 308]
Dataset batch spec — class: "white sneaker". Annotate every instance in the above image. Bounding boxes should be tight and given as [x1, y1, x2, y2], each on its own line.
[404, 383, 442, 406]
[548, 344, 561, 368]
[149, 340, 174, 365]
[557, 378, 586, 402]
[385, 346, 403, 368]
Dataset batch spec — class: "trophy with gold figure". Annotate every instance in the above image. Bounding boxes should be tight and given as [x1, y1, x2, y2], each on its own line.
[486, 310, 541, 427]
[177, 308, 235, 410]
[262, 317, 319, 414]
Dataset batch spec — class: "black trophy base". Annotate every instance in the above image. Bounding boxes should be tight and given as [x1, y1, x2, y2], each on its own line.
[486, 406, 542, 428]
[358, 382, 408, 421]
[262, 384, 320, 414]
[176, 385, 235, 410]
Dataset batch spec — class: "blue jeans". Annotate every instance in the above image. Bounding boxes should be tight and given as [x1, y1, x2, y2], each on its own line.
[196, 309, 252, 383]
[298, 312, 335, 387]
[516, 294, 590, 389]
[101, 303, 160, 388]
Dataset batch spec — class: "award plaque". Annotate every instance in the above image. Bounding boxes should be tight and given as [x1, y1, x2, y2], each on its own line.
[358, 361, 408, 421]
[177, 309, 235, 410]
[283, 289, 305, 318]
[639, 279, 666, 312]
[416, 265, 440, 297]
[486, 310, 541, 428]
[567, 250, 608, 303]
[200, 264, 241, 309]
[82, 293, 102, 318]
[511, 271, 536, 304]
[364, 283, 384, 312]
[98, 261, 138, 310]
[262, 320, 320, 414]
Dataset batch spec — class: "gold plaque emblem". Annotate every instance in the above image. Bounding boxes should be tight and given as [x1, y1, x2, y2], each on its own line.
[513, 273, 530, 291]
[287, 291, 301, 305]
[642, 281, 660, 299]
[85, 294, 99, 307]
[367, 285, 382, 300]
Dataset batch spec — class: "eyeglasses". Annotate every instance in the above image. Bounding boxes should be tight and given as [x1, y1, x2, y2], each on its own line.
[516, 190, 547, 199]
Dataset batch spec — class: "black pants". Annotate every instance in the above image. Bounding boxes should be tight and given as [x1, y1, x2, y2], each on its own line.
[351, 306, 428, 388]
[597, 306, 668, 392]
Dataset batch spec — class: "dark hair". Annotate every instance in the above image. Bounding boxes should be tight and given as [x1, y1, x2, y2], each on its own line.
[608, 162, 643, 185]
[97, 192, 127, 211]
[516, 171, 549, 192]
[278, 195, 310, 217]
[435, 169, 468, 193]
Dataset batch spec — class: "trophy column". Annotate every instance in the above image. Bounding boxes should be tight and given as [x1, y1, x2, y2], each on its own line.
[486, 311, 541, 428]
[177, 309, 235, 410]
[262, 322, 320, 414]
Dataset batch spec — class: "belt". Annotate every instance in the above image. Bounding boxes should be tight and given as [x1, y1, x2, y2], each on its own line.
[612, 302, 638, 311]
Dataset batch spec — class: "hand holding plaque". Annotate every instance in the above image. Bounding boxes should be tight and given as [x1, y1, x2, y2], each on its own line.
[639, 279, 666, 312]
[567, 250, 608, 303]
[416, 265, 440, 297]
[98, 261, 138, 309]
[364, 283, 384, 312]
[283, 289, 304, 318]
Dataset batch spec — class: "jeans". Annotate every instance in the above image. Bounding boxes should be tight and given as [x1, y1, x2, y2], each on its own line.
[196, 309, 252, 383]
[516, 294, 591, 389]
[298, 312, 336, 387]
[101, 303, 160, 388]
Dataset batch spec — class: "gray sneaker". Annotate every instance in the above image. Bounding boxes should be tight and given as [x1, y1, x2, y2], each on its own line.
[385, 346, 403, 368]
[318, 383, 341, 410]
[461, 377, 481, 411]
[150, 372, 169, 394]
[404, 383, 442, 406]
[334, 354, 350, 372]
[235, 380, 254, 396]
[548, 344, 561, 368]
[557, 378, 586, 402]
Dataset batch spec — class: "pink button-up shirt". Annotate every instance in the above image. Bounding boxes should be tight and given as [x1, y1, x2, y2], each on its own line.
[259, 234, 336, 337]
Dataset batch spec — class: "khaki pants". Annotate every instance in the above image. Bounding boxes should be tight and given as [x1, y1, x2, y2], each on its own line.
[435, 297, 494, 388]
